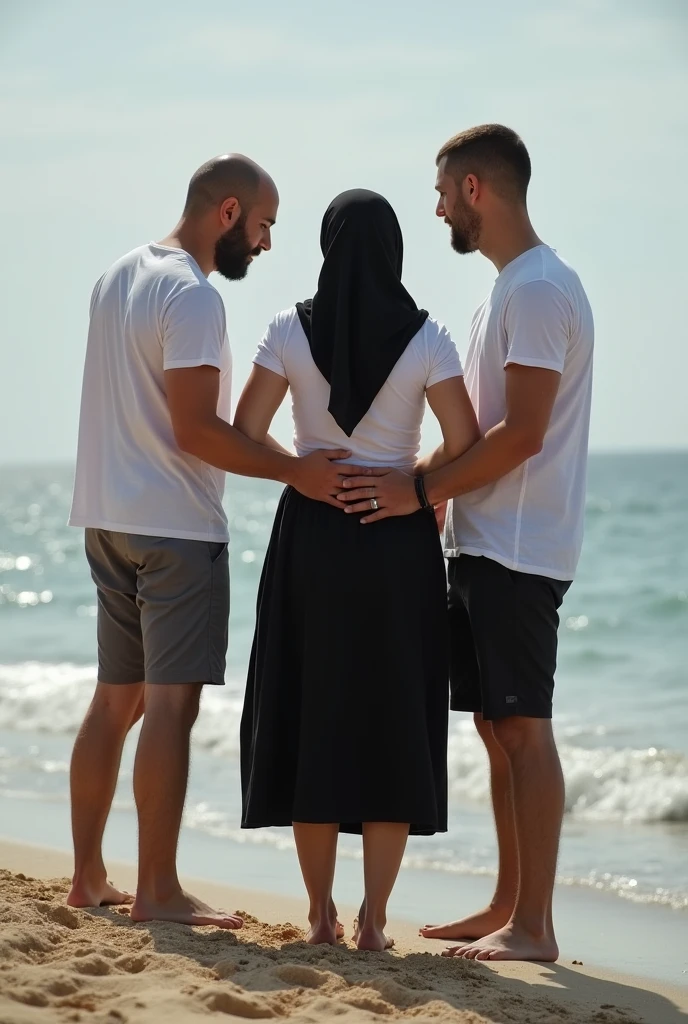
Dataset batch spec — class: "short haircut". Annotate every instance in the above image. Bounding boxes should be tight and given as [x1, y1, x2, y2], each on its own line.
[183, 155, 261, 216]
[436, 124, 531, 202]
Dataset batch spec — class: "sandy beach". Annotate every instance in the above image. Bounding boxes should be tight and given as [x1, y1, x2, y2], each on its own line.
[1, 840, 685, 1024]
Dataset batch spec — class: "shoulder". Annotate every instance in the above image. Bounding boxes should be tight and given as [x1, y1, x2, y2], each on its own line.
[510, 249, 587, 308]
[265, 306, 302, 345]
[416, 316, 458, 356]
[505, 276, 575, 326]
[414, 315, 450, 344]
[270, 305, 301, 331]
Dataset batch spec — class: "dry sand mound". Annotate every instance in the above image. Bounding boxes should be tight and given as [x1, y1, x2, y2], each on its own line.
[0, 870, 646, 1023]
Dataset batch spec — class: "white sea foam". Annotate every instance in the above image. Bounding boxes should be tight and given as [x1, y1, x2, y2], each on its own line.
[179, 803, 688, 910]
[1, 662, 687, 826]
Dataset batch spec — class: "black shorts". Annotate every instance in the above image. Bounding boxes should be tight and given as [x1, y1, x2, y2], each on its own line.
[448, 555, 571, 721]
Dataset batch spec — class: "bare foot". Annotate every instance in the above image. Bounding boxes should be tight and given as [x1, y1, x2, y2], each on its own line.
[442, 921, 558, 962]
[130, 889, 243, 929]
[305, 901, 342, 945]
[67, 878, 133, 908]
[353, 914, 394, 952]
[420, 905, 511, 941]
[306, 920, 338, 944]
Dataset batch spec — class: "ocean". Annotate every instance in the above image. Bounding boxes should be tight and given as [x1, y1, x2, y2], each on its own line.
[1, 453, 687, 917]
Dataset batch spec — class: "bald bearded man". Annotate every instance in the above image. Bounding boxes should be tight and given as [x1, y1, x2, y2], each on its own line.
[67, 155, 357, 927]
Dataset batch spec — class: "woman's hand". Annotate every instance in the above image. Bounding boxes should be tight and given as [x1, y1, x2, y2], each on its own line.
[336, 468, 419, 523]
[434, 500, 448, 534]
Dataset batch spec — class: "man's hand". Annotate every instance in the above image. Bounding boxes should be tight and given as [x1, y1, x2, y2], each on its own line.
[288, 450, 377, 507]
[336, 469, 420, 523]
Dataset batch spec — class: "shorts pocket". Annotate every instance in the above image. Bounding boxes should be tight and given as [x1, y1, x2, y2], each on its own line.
[208, 542, 228, 564]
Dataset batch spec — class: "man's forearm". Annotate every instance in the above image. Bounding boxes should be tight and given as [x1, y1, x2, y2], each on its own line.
[179, 416, 296, 484]
[415, 444, 449, 476]
[425, 421, 540, 504]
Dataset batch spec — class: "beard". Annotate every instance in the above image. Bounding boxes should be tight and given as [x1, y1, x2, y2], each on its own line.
[448, 197, 482, 255]
[214, 213, 262, 281]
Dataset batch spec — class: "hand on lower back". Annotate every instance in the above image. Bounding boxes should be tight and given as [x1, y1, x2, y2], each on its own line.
[336, 469, 420, 522]
[290, 450, 377, 507]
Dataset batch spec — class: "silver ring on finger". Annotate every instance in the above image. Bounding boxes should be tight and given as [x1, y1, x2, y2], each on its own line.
[370, 498, 379, 511]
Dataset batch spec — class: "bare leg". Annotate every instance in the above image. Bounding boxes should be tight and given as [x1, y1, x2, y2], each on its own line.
[130, 683, 242, 928]
[293, 822, 340, 944]
[445, 717, 562, 962]
[68, 682, 144, 907]
[421, 713, 517, 939]
[355, 822, 409, 951]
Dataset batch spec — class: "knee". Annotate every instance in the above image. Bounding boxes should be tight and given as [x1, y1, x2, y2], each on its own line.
[491, 716, 552, 757]
[144, 684, 202, 727]
[473, 712, 496, 747]
[89, 684, 144, 730]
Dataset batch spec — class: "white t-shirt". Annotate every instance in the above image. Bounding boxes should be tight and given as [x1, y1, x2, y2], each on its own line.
[69, 243, 233, 542]
[444, 245, 594, 581]
[254, 307, 463, 469]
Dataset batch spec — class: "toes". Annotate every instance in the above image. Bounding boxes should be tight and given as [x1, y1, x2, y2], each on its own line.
[475, 949, 494, 960]
[461, 947, 479, 959]
[442, 946, 461, 958]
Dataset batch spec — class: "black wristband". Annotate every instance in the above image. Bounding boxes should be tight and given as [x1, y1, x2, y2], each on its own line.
[414, 474, 433, 512]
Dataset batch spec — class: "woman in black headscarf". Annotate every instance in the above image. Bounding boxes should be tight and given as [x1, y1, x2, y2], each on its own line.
[234, 190, 479, 950]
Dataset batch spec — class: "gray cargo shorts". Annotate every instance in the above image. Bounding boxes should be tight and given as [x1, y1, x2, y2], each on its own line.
[85, 529, 229, 685]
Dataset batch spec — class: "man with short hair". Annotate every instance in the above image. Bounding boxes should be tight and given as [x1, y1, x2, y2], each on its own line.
[338, 125, 594, 962]
[68, 154, 358, 927]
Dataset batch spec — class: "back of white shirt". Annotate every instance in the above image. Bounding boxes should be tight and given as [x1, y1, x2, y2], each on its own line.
[69, 244, 233, 542]
[254, 307, 463, 469]
[445, 245, 594, 581]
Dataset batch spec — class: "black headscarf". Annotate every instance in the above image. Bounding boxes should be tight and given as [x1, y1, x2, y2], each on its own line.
[296, 189, 429, 437]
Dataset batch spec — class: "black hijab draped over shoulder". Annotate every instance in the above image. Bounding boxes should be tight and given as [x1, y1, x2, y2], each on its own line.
[296, 189, 429, 437]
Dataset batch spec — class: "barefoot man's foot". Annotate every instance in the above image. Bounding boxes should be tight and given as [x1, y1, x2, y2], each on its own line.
[131, 889, 243, 929]
[442, 922, 558, 962]
[67, 878, 133, 908]
[420, 905, 511, 941]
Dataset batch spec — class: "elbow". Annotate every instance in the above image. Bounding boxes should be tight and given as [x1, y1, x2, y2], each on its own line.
[232, 415, 265, 444]
[444, 423, 482, 462]
[172, 422, 204, 457]
[232, 415, 249, 438]
[513, 430, 544, 461]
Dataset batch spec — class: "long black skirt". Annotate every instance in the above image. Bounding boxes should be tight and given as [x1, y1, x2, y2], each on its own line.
[240, 487, 449, 836]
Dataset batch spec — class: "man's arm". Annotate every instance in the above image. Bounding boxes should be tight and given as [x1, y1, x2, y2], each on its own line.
[338, 365, 561, 521]
[166, 365, 358, 507]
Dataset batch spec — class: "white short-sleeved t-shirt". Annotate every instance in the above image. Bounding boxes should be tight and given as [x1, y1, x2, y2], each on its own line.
[69, 243, 233, 542]
[444, 245, 594, 581]
[254, 307, 463, 469]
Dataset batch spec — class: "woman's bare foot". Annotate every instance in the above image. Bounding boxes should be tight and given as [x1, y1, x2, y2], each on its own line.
[442, 921, 558, 962]
[305, 900, 341, 945]
[67, 876, 133, 908]
[131, 889, 243, 929]
[420, 904, 512, 941]
[306, 919, 338, 944]
[353, 911, 394, 952]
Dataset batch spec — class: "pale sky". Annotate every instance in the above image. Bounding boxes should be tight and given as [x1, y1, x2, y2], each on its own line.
[1, 0, 687, 464]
